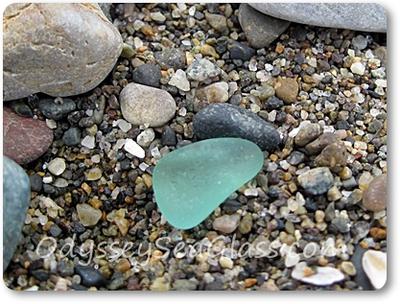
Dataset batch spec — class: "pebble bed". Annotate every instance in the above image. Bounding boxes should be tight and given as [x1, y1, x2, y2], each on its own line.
[4, 3, 387, 291]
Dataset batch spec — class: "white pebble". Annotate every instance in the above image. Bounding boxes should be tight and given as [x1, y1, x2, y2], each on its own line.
[350, 62, 365, 75]
[244, 188, 258, 197]
[285, 252, 300, 268]
[91, 154, 101, 163]
[124, 138, 145, 158]
[248, 58, 257, 71]
[47, 158, 66, 176]
[178, 107, 187, 117]
[292, 262, 345, 286]
[81, 135, 95, 149]
[169, 69, 190, 92]
[375, 79, 387, 88]
[150, 11, 166, 22]
[42, 176, 53, 184]
[150, 147, 162, 159]
[46, 119, 57, 129]
[117, 119, 132, 132]
[139, 162, 149, 171]
[362, 250, 387, 289]
[137, 128, 155, 148]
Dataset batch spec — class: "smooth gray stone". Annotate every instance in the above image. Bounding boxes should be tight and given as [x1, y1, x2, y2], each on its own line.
[238, 4, 290, 49]
[250, 3, 387, 33]
[3, 157, 30, 269]
[193, 103, 281, 151]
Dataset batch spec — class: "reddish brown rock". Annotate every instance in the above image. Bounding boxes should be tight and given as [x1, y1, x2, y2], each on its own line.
[4, 107, 53, 164]
[362, 174, 387, 212]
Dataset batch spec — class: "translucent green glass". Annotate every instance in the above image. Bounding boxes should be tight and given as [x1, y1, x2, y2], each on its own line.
[153, 138, 264, 229]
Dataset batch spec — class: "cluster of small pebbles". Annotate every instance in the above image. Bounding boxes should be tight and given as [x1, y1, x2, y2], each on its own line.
[3, 3, 386, 291]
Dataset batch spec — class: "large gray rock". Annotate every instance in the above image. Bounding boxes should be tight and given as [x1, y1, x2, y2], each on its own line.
[238, 4, 290, 49]
[3, 157, 31, 269]
[3, 3, 123, 101]
[250, 3, 387, 33]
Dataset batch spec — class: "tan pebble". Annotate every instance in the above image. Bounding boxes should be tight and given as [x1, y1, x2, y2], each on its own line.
[244, 278, 257, 288]
[199, 44, 219, 58]
[283, 172, 292, 181]
[275, 77, 299, 104]
[124, 196, 135, 204]
[275, 43, 285, 54]
[339, 167, 353, 180]
[260, 279, 279, 291]
[149, 230, 159, 242]
[89, 198, 103, 209]
[318, 256, 329, 266]
[269, 154, 278, 162]
[340, 261, 357, 276]
[303, 266, 315, 277]
[315, 210, 325, 223]
[288, 182, 298, 193]
[327, 186, 343, 201]
[219, 256, 234, 269]
[115, 258, 131, 273]
[358, 171, 374, 191]
[81, 182, 92, 195]
[369, 227, 386, 240]
[142, 174, 153, 188]
[140, 25, 154, 36]
[85, 167, 103, 181]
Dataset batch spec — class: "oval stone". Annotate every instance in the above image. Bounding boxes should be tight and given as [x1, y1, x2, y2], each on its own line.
[4, 107, 53, 164]
[193, 103, 281, 151]
[3, 157, 31, 268]
[120, 83, 176, 127]
[153, 138, 264, 229]
[362, 174, 387, 212]
[3, 3, 122, 101]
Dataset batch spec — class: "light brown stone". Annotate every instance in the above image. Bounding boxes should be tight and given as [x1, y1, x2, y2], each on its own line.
[3, 3, 122, 101]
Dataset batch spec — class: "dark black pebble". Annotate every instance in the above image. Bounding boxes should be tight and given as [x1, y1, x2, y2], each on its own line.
[161, 126, 177, 146]
[38, 98, 76, 120]
[222, 199, 242, 213]
[132, 64, 161, 88]
[154, 48, 186, 70]
[31, 269, 49, 281]
[30, 174, 43, 192]
[75, 265, 108, 287]
[265, 96, 284, 111]
[9, 100, 33, 117]
[62, 127, 81, 146]
[228, 41, 255, 61]
[193, 103, 281, 151]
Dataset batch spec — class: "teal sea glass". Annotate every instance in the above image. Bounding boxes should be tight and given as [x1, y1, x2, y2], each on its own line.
[153, 138, 264, 229]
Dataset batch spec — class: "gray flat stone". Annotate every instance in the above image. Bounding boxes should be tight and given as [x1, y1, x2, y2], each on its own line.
[250, 3, 386, 32]
[238, 4, 290, 49]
